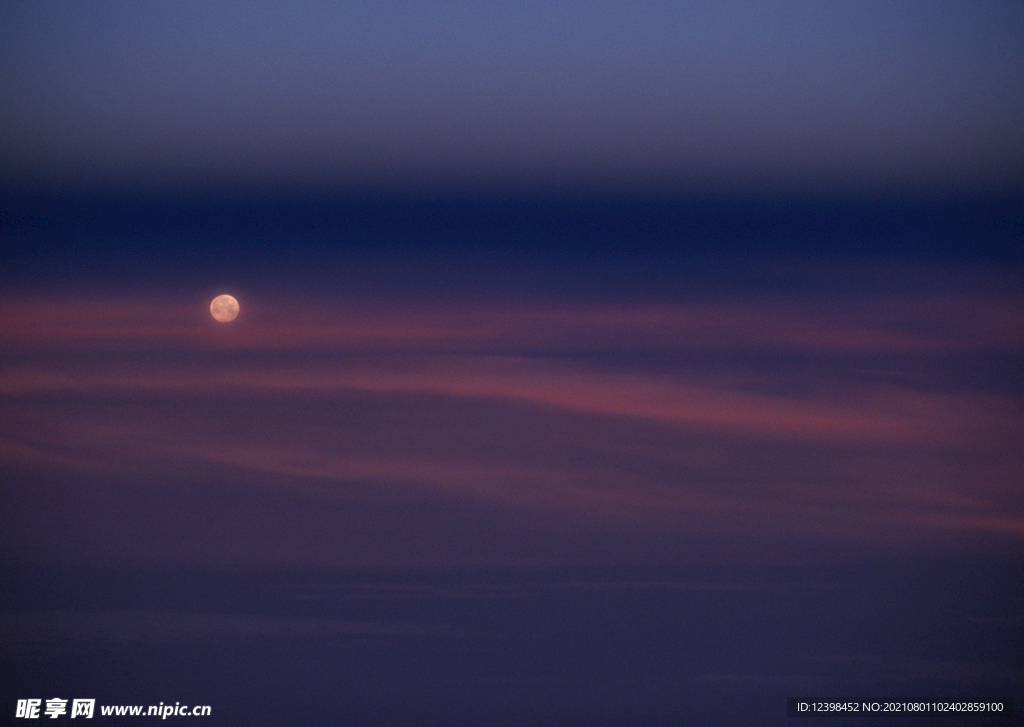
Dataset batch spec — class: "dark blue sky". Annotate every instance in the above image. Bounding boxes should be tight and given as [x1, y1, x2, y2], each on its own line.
[2, 3, 1022, 726]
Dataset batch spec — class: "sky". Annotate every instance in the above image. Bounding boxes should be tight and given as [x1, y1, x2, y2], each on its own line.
[1, 2, 1023, 726]
[1, 0, 1022, 196]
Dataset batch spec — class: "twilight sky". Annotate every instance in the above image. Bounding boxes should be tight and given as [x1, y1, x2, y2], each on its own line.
[2, 288, 1023, 569]
[1, 2, 1022, 726]
[2, 0, 1023, 195]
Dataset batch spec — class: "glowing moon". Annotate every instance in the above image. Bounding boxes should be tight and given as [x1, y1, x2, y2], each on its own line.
[210, 294, 240, 322]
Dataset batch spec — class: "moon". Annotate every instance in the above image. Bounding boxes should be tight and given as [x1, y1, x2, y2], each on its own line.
[210, 294, 240, 322]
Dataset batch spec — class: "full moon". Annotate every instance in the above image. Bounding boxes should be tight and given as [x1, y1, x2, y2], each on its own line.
[210, 294, 240, 322]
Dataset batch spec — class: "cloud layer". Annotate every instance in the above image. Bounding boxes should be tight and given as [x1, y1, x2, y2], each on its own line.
[2, 293, 1021, 566]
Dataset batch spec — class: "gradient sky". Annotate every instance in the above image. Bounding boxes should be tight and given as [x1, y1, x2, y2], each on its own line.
[2, 2, 1022, 726]
[2, 0, 1023, 195]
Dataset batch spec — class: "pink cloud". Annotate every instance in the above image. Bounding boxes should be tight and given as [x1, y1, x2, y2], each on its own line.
[1, 294, 1020, 352]
[1, 292, 1021, 557]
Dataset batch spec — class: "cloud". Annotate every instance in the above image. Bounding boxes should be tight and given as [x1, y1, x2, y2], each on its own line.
[1, 294, 1021, 564]
[2, 295, 1021, 353]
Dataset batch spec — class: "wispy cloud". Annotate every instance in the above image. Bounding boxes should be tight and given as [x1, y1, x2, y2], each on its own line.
[2, 295, 1021, 352]
[2, 293, 1021, 563]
